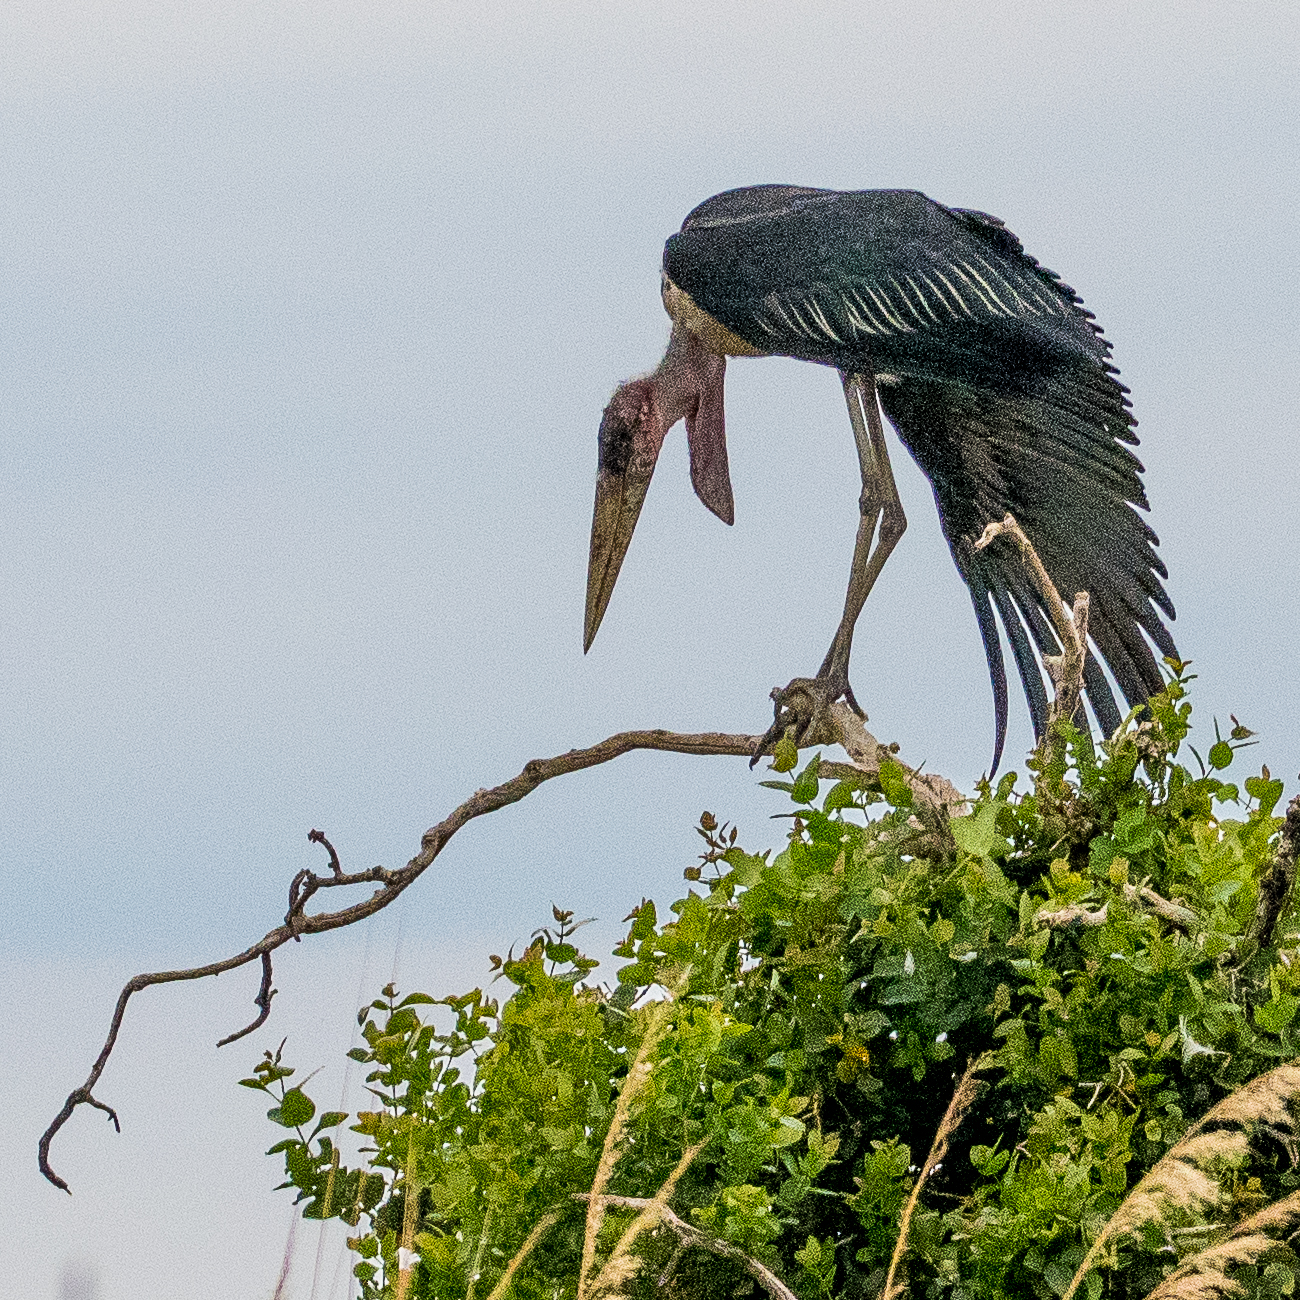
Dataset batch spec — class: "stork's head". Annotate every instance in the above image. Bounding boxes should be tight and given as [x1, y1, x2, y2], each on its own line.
[583, 325, 734, 652]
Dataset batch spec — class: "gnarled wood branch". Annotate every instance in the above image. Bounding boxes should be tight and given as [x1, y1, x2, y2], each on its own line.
[976, 512, 1090, 762]
[572, 1194, 798, 1300]
[41, 710, 952, 1192]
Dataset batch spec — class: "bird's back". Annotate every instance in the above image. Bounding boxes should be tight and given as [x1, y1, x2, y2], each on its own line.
[664, 186, 1105, 394]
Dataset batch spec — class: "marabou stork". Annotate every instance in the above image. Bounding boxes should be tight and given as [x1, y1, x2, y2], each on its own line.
[583, 186, 1176, 770]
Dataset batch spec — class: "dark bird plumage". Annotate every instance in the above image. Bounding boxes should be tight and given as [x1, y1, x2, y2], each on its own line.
[586, 185, 1177, 770]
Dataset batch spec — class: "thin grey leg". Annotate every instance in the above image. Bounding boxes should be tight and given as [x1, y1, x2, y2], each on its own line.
[752, 369, 908, 762]
[817, 370, 908, 704]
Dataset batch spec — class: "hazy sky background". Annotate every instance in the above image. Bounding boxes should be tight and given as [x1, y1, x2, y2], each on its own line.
[3, 2, 1298, 1296]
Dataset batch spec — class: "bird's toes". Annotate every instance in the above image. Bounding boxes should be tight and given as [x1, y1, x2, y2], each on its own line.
[751, 679, 812, 767]
[841, 680, 866, 720]
[750, 676, 850, 768]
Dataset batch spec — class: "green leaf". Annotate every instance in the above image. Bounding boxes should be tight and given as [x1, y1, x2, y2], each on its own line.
[952, 802, 1006, 861]
[823, 780, 860, 812]
[1256, 994, 1299, 1034]
[268, 1087, 316, 1129]
[1208, 740, 1234, 770]
[772, 735, 799, 773]
[791, 756, 821, 804]
[1246, 773, 1285, 816]
[723, 849, 767, 888]
[1114, 808, 1159, 854]
[877, 759, 912, 808]
[970, 1143, 1010, 1176]
[771, 1115, 807, 1146]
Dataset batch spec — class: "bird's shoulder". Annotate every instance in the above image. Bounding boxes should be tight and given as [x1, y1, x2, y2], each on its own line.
[669, 187, 1043, 284]
[663, 187, 1100, 374]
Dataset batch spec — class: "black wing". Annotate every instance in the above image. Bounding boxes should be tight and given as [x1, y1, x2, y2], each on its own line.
[665, 188, 1176, 766]
[664, 187, 1105, 389]
[877, 373, 1176, 771]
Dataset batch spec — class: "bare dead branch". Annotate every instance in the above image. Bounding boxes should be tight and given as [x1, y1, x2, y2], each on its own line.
[1128, 884, 1198, 932]
[1037, 901, 1111, 928]
[216, 951, 276, 1048]
[1242, 795, 1300, 961]
[41, 705, 969, 1192]
[573, 1194, 798, 1300]
[827, 701, 966, 821]
[41, 725, 779, 1191]
[976, 513, 1090, 759]
[1036, 885, 1198, 933]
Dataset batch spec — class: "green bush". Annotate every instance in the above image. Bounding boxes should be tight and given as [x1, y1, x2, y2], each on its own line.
[243, 667, 1300, 1300]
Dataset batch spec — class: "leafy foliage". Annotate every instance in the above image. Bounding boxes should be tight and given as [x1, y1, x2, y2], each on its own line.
[245, 669, 1300, 1300]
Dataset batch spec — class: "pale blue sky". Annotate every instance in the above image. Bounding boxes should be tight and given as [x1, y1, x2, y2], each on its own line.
[3, 3, 1298, 1296]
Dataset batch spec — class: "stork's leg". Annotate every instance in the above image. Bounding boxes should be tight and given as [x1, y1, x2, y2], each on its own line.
[821, 370, 908, 699]
[753, 370, 907, 763]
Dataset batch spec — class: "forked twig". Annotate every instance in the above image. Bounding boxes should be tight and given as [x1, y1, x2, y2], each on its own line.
[572, 1195, 798, 1300]
[975, 513, 1090, 756]
[40, 727, 759, 1192]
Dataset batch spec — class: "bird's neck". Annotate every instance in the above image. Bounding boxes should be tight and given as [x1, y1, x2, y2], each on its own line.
[652, 325, 721, 431]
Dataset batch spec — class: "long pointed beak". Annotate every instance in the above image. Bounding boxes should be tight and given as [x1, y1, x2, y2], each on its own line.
[583, 458, 657, 652]
[584, 385, 664, 652]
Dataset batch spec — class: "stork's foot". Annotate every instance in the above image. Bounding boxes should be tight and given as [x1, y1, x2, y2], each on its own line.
[750, 674, 865, 769]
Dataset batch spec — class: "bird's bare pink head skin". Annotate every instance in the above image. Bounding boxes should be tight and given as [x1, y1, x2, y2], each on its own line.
[583, 325, 734, 652]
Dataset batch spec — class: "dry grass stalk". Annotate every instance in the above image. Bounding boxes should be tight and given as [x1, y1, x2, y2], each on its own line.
[573, 1194, 799, 1300]
[881, 1056, 985, 1300]
[395, 1127, 423, 1300]
[482, 1209, 563, 1300]
[1144, 1190, 1300, 1300]
[1062, 1059, 1300, 1300]
[578, 985, 682, 1300]
[1203, 1063, 1300, 1131]
[271, 1212, 298, 1299]
[464, 1209, 494, 1300]
[586, 1139, 709, 1299]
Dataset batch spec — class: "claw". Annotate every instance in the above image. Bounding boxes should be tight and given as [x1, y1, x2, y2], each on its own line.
[749, 673, 863, 768]
[841, 681, 866, 719]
